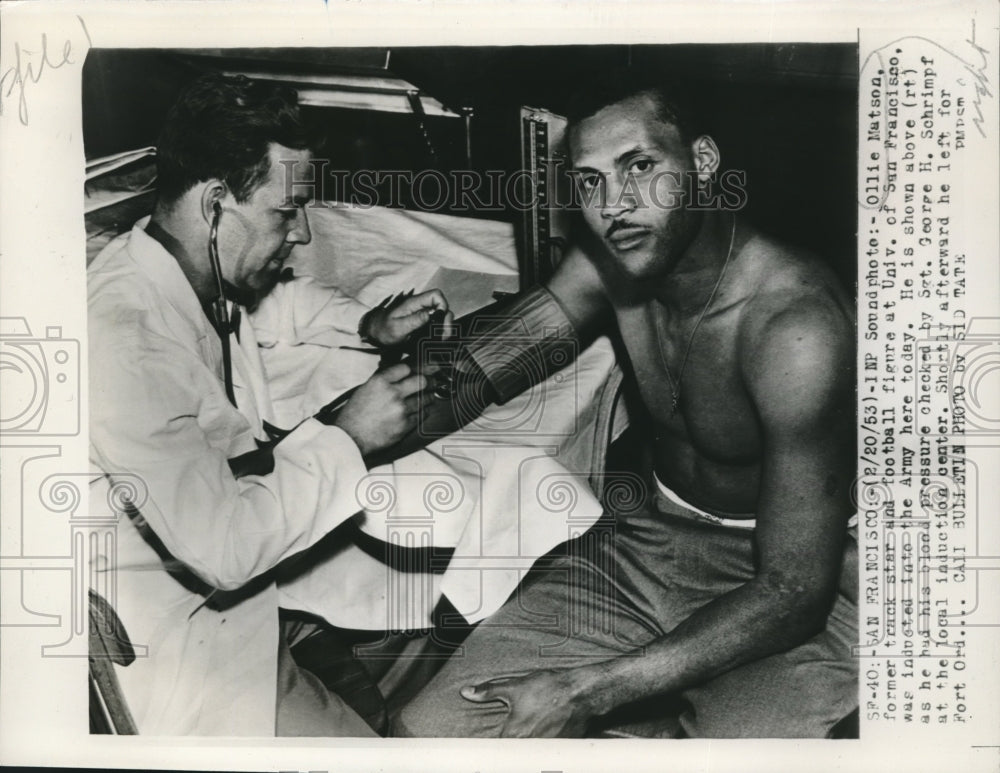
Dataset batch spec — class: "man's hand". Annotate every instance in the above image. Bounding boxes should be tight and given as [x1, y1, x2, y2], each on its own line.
[333, 363, 428, 456]
[361, 289, 453, 347]
[460, 669, 594, 738]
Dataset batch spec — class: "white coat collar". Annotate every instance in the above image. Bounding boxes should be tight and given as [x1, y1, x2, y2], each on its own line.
[123, 216, 214, 342]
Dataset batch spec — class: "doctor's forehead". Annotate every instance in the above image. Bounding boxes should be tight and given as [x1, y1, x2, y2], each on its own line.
[568, 92, 685, 168]
[261, 144, 315, 201]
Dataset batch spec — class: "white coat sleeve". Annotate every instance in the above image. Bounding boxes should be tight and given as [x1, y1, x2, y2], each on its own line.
[89, 308, 369, 591]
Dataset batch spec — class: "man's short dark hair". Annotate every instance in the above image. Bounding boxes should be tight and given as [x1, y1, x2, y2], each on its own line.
[156, 73, 312, 204]
[565, 68, 706, 145]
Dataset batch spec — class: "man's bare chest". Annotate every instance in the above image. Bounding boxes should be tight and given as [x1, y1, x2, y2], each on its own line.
[615, 303, 762, 465]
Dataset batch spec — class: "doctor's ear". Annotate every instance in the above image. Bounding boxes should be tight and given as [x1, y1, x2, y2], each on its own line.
[200, 182, 228, 224]
[691, 135, 721, 185]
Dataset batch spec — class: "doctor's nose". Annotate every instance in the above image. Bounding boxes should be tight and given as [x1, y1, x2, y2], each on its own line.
[288, 208, 312, 245]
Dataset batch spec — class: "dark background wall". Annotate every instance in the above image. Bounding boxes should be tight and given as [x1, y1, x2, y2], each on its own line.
[83, 44, 857, 287]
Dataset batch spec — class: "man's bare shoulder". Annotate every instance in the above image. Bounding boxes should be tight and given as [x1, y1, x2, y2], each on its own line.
[736, 232, 855, 409]
[738, 232, 853, 341]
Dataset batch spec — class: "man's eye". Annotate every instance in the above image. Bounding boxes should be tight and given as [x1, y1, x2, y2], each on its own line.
[628, 158, 654, 175]
[578, 174, 602, 191]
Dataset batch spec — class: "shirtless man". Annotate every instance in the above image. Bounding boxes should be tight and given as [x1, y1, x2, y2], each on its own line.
[396, 76, 858, 738]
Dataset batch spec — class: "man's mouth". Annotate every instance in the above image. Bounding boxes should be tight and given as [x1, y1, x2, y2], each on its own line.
[606, 225, 651, 251]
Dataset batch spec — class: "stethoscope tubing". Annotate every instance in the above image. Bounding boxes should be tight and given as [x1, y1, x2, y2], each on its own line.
[209, 202, 237, 407]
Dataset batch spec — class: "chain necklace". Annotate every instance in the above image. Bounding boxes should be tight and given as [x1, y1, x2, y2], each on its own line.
[653, 215, 737, 417]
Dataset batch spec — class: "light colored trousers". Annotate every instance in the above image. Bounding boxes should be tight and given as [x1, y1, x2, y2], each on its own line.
[395, 487, 858, 738]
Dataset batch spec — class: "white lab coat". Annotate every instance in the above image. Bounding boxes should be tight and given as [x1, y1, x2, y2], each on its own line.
[88, 223, 369, 735]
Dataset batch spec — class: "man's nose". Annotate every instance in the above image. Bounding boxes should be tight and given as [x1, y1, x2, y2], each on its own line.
[288, 208, 312, 245]
[600, 178, 637, 220]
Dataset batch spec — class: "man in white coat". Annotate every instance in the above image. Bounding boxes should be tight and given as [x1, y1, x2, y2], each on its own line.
[88, 73, 449, 735]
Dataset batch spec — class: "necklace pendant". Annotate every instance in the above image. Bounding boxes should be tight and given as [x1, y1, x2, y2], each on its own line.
[670, 392, 680, 417]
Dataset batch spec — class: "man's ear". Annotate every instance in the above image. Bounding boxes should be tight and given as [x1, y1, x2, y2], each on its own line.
[200, 181, 228, 224]
[691, 135, 721, 184]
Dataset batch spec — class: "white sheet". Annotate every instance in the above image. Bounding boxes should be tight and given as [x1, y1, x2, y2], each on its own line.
[287, 203, 519, 303]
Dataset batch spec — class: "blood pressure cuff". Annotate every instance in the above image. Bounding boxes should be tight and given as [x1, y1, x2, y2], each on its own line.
[459, 285, 580, 405]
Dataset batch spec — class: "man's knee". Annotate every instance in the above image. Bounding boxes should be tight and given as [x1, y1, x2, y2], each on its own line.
[680, 656, 857, 738]
[393, 674, 506, 737]
[681, 699, 849, 739]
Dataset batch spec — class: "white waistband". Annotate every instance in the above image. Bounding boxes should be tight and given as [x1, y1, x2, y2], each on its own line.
[653, 475, 858, 532]
[654, 475, 756, 530]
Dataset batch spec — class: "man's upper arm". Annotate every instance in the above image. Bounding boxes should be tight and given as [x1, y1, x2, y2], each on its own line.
[741, 300, 855, 612]
[544, 245, 610, 338]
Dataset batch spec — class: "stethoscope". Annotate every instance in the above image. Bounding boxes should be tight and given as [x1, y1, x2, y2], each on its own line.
[208, 202, 289, 446]
[208, 201, 238, 407]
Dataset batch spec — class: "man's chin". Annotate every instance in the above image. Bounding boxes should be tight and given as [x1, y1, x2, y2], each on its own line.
[608, 247, 664, 282]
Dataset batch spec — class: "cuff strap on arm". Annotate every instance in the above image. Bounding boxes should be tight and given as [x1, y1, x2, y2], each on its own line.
[461, 285, 579, 405]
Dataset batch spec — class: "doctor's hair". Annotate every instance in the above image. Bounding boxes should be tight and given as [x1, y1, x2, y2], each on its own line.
[155, 72, 313, 205]
[565, 67, 707, 147]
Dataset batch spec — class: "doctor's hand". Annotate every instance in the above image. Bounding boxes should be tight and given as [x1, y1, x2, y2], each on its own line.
[333, 363, 429, 456]
[460, 669, 595, 738]
[360, 289, 454, 347]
